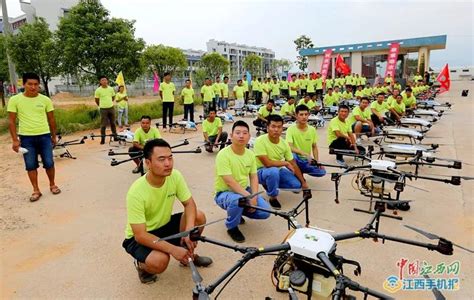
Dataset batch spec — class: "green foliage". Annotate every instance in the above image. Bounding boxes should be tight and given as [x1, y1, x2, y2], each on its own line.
[198, 52, 229, 78]
[193, 68, 208, 88]
[6, 18, 59, 96]
[0, 36, 9, 82]
[243, 54, 262, 78]
[56, 0, 145, 84]
[142, 44, 187, 78]
[271, 58, 292, 75]
[294, 35, 314, 71]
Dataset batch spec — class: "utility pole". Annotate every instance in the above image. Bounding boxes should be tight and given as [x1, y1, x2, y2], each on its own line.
[1, 0, 18, 96]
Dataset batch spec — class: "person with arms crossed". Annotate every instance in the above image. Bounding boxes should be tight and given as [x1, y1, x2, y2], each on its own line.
[95, 75, 117, 144]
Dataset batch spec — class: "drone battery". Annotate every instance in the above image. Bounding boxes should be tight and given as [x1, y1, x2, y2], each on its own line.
[289, 270, 308, 292]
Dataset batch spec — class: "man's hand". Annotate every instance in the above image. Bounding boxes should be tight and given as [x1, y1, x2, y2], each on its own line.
[171, 245, 192, 265]
[245, 195, 258, 213]
[51, 135, 57, 146]
[286, 161, 296, 173]
[354, 145, 360, 155]
[12, 140, 20, 153]
[181, 236, 196, 255]
[379, 116, 384, 122]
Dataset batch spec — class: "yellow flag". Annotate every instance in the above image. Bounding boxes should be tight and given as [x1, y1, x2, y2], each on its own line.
[115, 71, 127, 93]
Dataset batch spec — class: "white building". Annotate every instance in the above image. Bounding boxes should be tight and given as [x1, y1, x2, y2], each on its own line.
[206, 39, 275, 78]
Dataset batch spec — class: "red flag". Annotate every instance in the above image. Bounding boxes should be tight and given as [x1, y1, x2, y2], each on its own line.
[335, 54, 351, 76]
[385, 42, 400, 79]
[436, 64, 450, 94]
[320, 49, 333, 81]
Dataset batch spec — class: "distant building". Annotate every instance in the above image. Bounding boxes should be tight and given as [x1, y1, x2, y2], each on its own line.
[206, 39, 275, 77]
[180, 48, 206, 77]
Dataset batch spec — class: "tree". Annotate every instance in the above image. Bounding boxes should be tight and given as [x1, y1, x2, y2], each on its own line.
[198, 52, 229, 78]
[142, 45, 187, 78]
[0, 36, 9, 106]
[56, 0, 145, 84]
[6, 18, 59, 96]
[243, 54, 262, 78]
[193, 68, 208, 88]
[271, 58, 292, 75]
[294, 35, 314, 71]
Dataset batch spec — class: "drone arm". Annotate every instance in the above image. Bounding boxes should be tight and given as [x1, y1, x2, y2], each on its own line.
[108, 151, 142, 156]
[110, 155, 143, 166]
[172, 148, 202, 154]
[170, 139, 190, 149]
[332, 231, 362, 241]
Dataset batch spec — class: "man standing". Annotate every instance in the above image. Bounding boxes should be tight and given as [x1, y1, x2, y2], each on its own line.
[200, 78, 215, 118]
[8, 72, 61, 202]
[254, 115, 308, 209]
[129, 116, 162, 174]
[252, 77, 262, 104]
[286, 105, 326, 178]
[95, 75, 117, 144]
[289, 74, 299, 100]
[122, 139, 212, 284]
[233, 79, 246, 112]
[214, 120, 271, 243]
[327, 105, 359, 166]
[213, 76, 223, 111]
[242, 74, 250, 104]
[202, 108, 228, 153]
[220, 76, 229, 112]
[181, 79, 195, 122]
[270, 77, 280, 101]
[159, 72, 176, 132]
[279, 76, 289, 99]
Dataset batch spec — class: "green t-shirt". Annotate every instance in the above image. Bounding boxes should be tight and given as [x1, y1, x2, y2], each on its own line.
[258, 106, 276, 118]
[327, 117, 352, 145]
[342, 91, 353, 100]
[386, 96, 396, 107]
[261, 83, 271, 94]
[280, 102, 295, 116]
[213, 82, 223, 97]
[315, 78, 323, 90]
[271, 82, 280, 96]
[7, 93, 54, 136]
[355, 90, 364, 98]
[370, 101, 389, 115]
[252, 81, 261, 92]
[233, 85, 245, 100]
[202, 117, 222, 137]
[133, 127, 162, 146]
[125, 170, 191, 238]
[345, 76, 353, 85]
[297, 99, 316, 109]
[306, 79, 316, 93]
[159, 82, 176, 102]
[279, 81, 289, 90]
[403, 94, 416, 107]
[289, 82, 299, 96]
[325, 79, 334, 89]
[390, 101, 406, 114]
[221, 82, 229, 98]
[324, 94, 339, 106]
[299, 79, 308, 89]
[215, 146, 257, 193]
[201, 85, 215, 102]
[243, 81, 249, 92]
[95, 86, 116, 109]
[348, 106, 371, 125]
[116, 92, 128, 109]
[254, 134, 293, 169]
[285, 124, 319, 159]
[180, 87, 195, 104]
[363, 87, 373, 97]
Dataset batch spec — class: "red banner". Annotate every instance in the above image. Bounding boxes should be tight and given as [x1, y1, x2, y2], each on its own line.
[320, 49, 333, 81]
[335, 54, 351, 76]
[385, 42, 400, 78]
[436, 64, 450, 94]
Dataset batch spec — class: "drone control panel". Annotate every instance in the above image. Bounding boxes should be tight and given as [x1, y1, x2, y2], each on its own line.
[383, 127, 424, 138]
[286, 228, 335, 260]
[369, 159, 397, 171]
[399, 118, 432, 127]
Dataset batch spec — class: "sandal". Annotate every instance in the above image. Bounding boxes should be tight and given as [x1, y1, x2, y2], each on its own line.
[50, 185, 61, 195]
[30, 191, 42, 202]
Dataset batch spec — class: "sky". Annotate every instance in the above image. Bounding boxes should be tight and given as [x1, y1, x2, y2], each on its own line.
[3, 0, 473, 69]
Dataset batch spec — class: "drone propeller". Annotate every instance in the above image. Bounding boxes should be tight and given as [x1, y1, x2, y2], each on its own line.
[154, 218, 226, 242]
[404, 225, 474, 253]
[430, 157, 472, 166]
[371, 175, 430, 192]
[423, 275, 446, 300]
[423, 174, 474, 181]
[347, 198, 413, 205]
[188, 259, 210, 300]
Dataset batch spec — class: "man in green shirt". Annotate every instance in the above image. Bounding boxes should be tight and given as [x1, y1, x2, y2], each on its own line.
[370, 92, 390, 127]
[270, 77, 280, 101]
[116, 85, 129, 128]
[200, 78, 215, 118]
[95, 75, 117, 144]
[122, 139, 212, 284]
[213, 76, 223, 111]
[220, 76, 230, 112]
[315, 73, 324, 100]
[181, 79, 195, 122]
[214, 120, 271, 243]
[233, 79, 246, 111]
[254, 115, 308, 209]
[242, 74, 250, 104]
[159, 72, 176, 131]
[8, 72, 60, 202]
[286, 105, 326, 177]
[280, 76, 289, 99]
[289, 74, 299, 98]
[202, 108, 228, 153]
[253, 99, 276, 128]
[279, 97, 296, 120]
[252, 77, 262, 104]
[402, 88, 417, 113]
[348, 97, 374, 137]
[129, 115, 162, 174]
[389, 94, 406, 122]
[327, 105, 359, 165]
[323, 88, 339, 107]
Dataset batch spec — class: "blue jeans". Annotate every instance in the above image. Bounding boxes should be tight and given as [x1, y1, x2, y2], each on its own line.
[257, 167, 301, 197]
[117, 106, 128, 127]
[293, 154, 326, 177]
[215, 187, 271, 229]
[214, 95, 220, 109]
[19, 133, 54, 171]
[219, 98, 228, 110]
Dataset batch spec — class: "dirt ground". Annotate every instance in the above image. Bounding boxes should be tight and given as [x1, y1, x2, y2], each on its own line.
[50, 92, 159, 108]
[1, 82, 472, 299]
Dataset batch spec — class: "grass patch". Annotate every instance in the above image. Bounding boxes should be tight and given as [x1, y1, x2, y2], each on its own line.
[1, 101, 185, 135]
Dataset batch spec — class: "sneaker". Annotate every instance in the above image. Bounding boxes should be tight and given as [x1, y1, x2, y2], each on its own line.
[134, 260, 157, 284]
[336, 159, 347, 167]
[227, 227, 245, 243]
[193, 255, 213, 267]
[269, 197, 282, 210]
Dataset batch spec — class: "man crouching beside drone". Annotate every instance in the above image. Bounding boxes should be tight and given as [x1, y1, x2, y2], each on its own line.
[122, 139, 212, 284]
[129, 115, 161, 174]
[215, 121, 271, 243]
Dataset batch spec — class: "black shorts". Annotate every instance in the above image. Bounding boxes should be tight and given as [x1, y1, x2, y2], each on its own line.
[122, 213, 183, 263]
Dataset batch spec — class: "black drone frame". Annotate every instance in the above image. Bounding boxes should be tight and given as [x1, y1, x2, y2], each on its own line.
[53, 135, 88, 159]
[89, 132, 129, 146]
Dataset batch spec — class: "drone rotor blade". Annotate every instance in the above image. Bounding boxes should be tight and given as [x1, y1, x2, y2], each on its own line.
[198, 292, 210, 300]
[158, 218, 226, 242]
[347, 198, 413, 205]
[188, 258, 203, 284]
[423, 275, 446, 300]
[194, 217, 226, 230]
[404, 225, 439, 240]
[451, 243, 474, 254]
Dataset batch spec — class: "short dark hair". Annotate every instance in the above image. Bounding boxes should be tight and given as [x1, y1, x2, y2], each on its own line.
[98, 75, 107, 81]
[295, 104, 309, 114]
[406, 88, 413, 92]
[205, 77, 210, 81]
[327, 87, 333, 91]
[185, 79, 191, 83]
[267, 99, 275, 104]
[267, 114, 284, 125]
[237, 79, 243, 84]
[377, 92, 386, 97]
[338, 104, 350, 112]
[282, 76, 287, 80]
[232, 120, 249, 132]
[257, 77, 262, 81]
[23, 72, 40, 83]
[216, 76, 220, 80]
[164, 72, 171, 77]
[288, 96, 295, 101]
[141, 115, 152, 121]
[143, 138, 171, 160]
[291, 74, 296, 77]
[208, 108, 217, 114]
[360, 97, 369, 102]
[224, 76, 229, 80]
